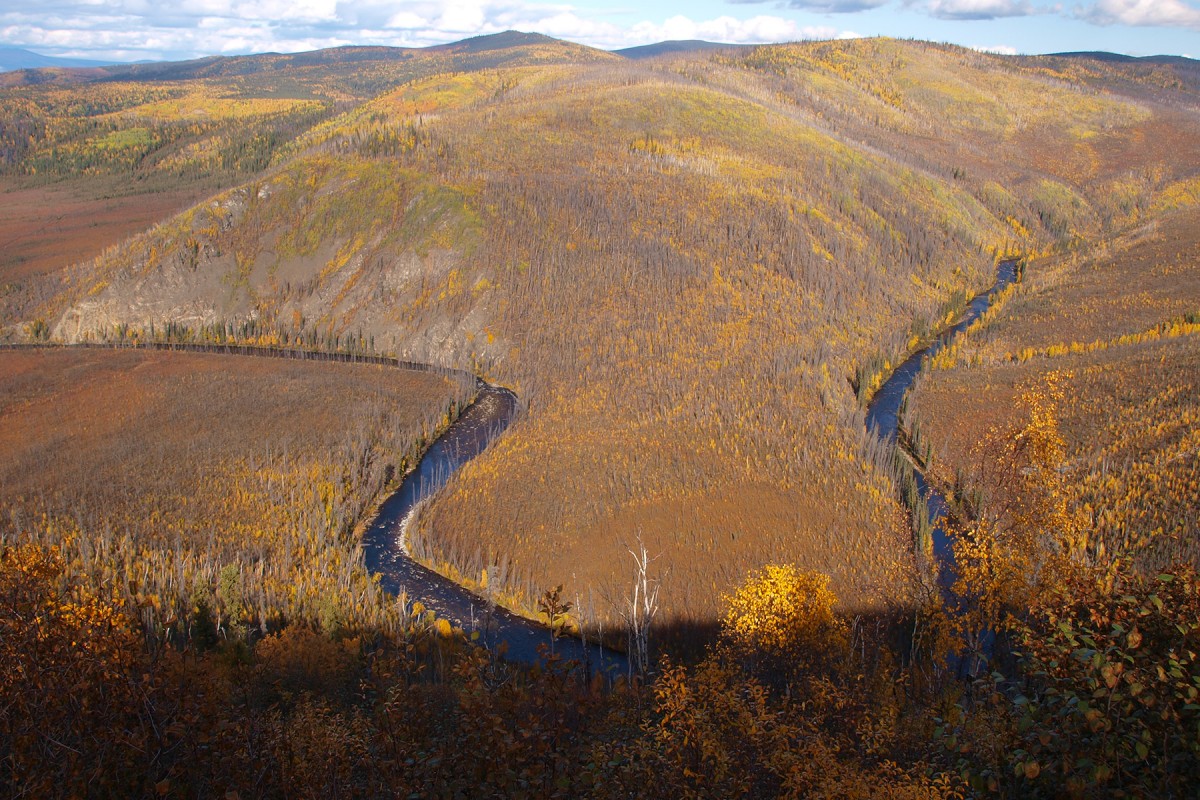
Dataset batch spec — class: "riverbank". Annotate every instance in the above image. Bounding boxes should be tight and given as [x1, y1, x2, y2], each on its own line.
[866, 258, 1021, 574]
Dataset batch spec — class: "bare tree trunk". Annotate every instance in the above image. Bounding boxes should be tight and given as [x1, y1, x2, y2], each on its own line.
[623, 538, 659, 681]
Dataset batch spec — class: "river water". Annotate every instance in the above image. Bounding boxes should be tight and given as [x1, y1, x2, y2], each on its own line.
[866, 259, 1017, 567]
[865, 259, 1018, 669]
[361, 384, 628, 675]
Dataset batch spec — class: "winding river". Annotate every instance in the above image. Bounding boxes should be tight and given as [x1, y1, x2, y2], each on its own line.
[364, 259, 1018, 674]
[14, 261, 1012, 676]
[359, 382, 628, 675]
[866, 259, 1018, 670]
[867, 259, 1017, 569]
[4, 342, 626, 674]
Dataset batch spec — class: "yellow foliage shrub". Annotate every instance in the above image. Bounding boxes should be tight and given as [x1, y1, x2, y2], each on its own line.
[720, 564, 847, 673]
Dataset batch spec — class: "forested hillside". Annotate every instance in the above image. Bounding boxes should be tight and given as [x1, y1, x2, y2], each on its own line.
[0, 33, 612, 324]
[6, 35, 1200, 630]
[4, 33, 1200, 797]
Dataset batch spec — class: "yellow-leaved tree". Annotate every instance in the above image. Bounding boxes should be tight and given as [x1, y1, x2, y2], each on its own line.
[953, 373, 1090, 644]
[719, 564, 848, 683]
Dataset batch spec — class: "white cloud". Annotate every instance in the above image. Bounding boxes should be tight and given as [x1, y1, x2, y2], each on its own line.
[531, 12, 624, 42]
[237, 0, 340, 23]
[925, 0, 1036, 19]
[1078, 0, 1200, 29]
[436, 0, 489, 33]
[732, 0, 890, 12]
[385, 11, 429, 29]
[628, 14, 838, 45]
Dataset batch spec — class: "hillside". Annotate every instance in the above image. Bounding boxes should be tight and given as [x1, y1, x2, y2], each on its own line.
[0, 33, 616, 325]
[6, 35, 1200, 632]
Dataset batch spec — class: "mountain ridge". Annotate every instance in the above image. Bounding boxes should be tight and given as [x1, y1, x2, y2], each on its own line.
[1049, 50, 1199, 67]
[0, 32, 611, 85]
[0, 45, 120, 71]
[8, 35, 1198, 81]
[615, 39, 752, 59]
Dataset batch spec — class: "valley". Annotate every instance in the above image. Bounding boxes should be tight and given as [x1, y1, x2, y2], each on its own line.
[2, 32, 1199, 797]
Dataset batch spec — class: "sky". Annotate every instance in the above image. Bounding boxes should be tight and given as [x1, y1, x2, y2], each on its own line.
[2, 0, 1199, 63]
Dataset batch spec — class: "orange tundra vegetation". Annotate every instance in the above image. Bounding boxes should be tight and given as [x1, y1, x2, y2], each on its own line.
[2, 32, 1200, 795]
[0, 347, 472, 637]
[11, 37, 1200, 635]
[906, 204, 1200, 577]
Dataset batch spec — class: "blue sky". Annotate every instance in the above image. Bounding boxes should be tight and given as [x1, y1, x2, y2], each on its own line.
[2, 0, 1199, 63]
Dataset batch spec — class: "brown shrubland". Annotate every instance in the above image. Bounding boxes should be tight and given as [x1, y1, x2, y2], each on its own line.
[6, 38, 1200, 632]
[0, 347, 471, 637]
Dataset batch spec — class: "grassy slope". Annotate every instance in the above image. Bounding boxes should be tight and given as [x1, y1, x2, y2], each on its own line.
[16, 37, 1200, 629]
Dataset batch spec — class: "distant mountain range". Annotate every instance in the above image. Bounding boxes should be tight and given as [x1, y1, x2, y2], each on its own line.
[1, 32, 601, 84]
[614, 40, 751, 59]
[614, 42, 1200, 64]
[0, 46, 121, 71]
[2, 35, 1197, 77]
[1049, 51, 1199, 68]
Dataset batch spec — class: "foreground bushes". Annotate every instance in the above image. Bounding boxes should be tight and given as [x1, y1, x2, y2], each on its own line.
[4, 541, 1198, 798]
[941, 563, 1200, 797]
[0, 544, 941, 798]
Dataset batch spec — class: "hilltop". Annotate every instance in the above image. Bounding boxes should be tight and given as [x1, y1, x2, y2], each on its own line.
[615, 40, 750, 59]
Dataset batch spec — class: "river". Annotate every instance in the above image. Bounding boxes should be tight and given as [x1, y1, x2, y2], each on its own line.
[865, 258, 1018, 669]
[866, 258, 1017, 568]
[360, 382, 628, 676]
